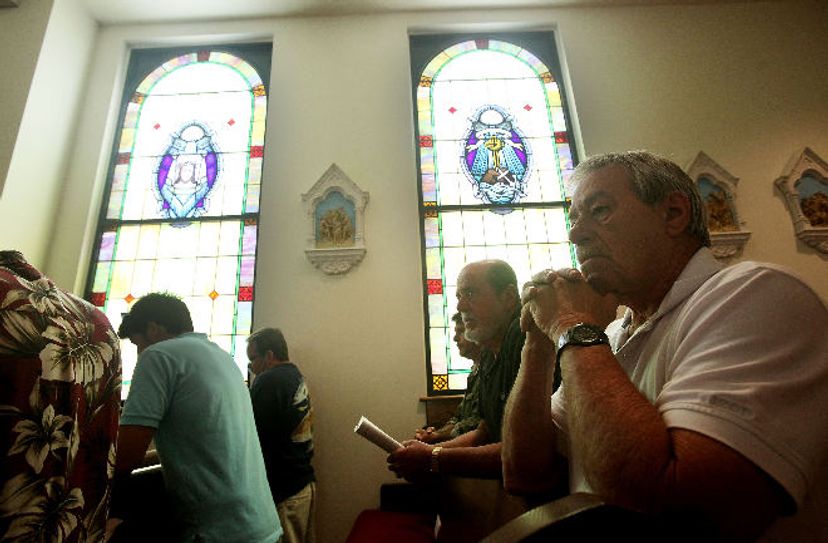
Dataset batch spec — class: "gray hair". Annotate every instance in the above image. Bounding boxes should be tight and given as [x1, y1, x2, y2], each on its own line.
[570, 150, 710, 247]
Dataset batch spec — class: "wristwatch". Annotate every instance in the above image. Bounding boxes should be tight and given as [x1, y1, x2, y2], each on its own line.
[430, 446, 443, 474]
[556, 323, 609, 364]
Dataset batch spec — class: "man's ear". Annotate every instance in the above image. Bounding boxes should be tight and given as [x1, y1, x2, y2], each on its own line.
[145, 321, 168, 341]
[501, 285, 520, 308]
[662, 192, 692, 238]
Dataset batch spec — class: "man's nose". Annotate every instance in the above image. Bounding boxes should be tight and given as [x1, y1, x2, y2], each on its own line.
[568, 216, 588, 245]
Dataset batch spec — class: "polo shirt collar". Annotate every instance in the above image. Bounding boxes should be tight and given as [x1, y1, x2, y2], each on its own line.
[621, 247, 722, 334]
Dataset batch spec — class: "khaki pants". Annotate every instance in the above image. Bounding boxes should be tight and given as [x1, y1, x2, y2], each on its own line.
[277, 482, 317, 543]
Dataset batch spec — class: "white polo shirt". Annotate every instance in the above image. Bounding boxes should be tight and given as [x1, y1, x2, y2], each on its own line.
[550, 248, 828, 541]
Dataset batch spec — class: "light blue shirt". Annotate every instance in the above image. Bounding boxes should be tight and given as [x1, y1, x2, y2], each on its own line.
[122, 332, 281, 543]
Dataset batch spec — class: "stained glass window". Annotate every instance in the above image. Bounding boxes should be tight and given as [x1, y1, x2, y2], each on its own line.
[411, 33, 578, 395]
[85, 44, 271, 398]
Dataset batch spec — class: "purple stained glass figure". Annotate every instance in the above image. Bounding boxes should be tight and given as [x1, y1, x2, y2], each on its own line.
[461, 105, 531, 212]
[156, 122, 219, 220]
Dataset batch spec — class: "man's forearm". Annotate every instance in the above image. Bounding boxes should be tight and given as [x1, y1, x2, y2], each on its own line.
[555, 339, 789, 543]
[502, 333, 563, 494]
[437, 442, 503, 479]
[389, 426, 499, 480]
[115, 427, 155, 472]
[438, 425, 487, 448]
[562, 345, 672, 510]
[423, 424, 502, 478]
[110, 425, 156, 521]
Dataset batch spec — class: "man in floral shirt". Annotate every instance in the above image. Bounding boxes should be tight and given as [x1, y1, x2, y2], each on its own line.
[0, 250, 122, 542]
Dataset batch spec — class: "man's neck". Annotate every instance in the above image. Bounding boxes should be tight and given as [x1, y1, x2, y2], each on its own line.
[627, 243, 701, 330]
[482, 308, 519, 357]
[484, 342, 501, 357]
[267, 359, 290, 370]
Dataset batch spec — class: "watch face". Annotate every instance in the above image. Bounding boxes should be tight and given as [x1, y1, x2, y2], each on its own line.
[557, 323, 609, 359]
[571, 325, 604, 343]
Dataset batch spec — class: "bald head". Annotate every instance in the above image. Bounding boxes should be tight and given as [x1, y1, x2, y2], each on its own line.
[456, 260, 519, 351]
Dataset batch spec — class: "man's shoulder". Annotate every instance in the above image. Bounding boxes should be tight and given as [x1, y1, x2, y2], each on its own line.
[252, 364, 302, 388]
[721, 260, 810, 281]
[148, 333, 210, 352]
[702, 260, 823, 303]
[141, 333, 215, 365]
[256, 363, 302, 385]
[668, 259, 828, 340]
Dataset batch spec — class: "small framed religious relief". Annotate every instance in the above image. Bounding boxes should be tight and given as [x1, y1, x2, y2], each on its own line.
[302, 164, 369, 274]
[686, 151, 751, 260]
[774, 147, 828, 254]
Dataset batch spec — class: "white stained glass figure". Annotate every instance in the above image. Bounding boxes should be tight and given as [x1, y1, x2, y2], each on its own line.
[86, 47, 270, 399]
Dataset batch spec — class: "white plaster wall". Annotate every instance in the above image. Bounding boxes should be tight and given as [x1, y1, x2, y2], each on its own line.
[0, 0, 53, 197]
[37, 1, 828, 541]
[0, 0, 96, 268]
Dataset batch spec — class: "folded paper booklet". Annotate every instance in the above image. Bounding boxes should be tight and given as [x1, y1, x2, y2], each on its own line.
[353, 416, 402, 453]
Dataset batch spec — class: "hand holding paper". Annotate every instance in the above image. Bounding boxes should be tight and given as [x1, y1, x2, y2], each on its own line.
[354, 416, 402, 453]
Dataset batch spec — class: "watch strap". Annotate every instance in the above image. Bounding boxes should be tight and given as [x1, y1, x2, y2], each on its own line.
[556, 323, 609, 366]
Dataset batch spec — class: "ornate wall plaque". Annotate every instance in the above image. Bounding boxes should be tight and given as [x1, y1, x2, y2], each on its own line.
[686, 151, 751, 260]
[774, 148, 828, 254]
[302, 164, 369, 274]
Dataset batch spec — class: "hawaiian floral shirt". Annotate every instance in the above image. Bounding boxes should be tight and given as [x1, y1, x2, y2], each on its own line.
[0, 252, 121, 542]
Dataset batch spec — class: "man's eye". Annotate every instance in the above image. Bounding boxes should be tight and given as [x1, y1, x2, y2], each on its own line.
[592, 205, 609, 218]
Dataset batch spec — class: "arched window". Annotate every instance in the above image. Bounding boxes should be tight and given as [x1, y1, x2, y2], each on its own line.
[85, 44, 271, 397]
[411, 34, 578, 394]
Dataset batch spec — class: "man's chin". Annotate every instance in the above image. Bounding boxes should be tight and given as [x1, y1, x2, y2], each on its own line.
[582, 271, 612, 295]
[465, 329, 488, 344]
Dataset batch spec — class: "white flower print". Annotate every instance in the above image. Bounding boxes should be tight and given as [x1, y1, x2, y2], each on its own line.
[0, 275, 66, 316]
[23, 277, 66, 316]
[0, 281, 28, 309]
[106, 443, 116, 481]
[39, 317, 113, 384]
[0, 474, 84, 543]
[0, 310, 42, 356]
[7, 404, 72, 474]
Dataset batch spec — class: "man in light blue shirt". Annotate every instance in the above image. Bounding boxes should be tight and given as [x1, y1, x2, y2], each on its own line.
[111, 293, 281, 543]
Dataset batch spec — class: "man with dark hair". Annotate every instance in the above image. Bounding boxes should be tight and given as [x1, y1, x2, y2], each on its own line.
[415, 313, 482, 443]
[247, 327, 316, 543]
[388, 259, 524, 479]
[503, 151, 828, 541]
[112, 292, 281, 543]
[117, 292, 194, 339]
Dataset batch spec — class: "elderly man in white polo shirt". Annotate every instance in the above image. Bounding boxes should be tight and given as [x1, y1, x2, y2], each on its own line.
[503, 150, 828, 542]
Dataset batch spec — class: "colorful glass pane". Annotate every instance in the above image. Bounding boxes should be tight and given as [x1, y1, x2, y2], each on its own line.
[415, 35, 577, 394]
[89, 47, 268, 398]
[432, 374, 449, 391]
